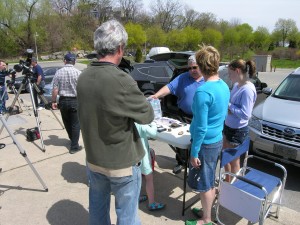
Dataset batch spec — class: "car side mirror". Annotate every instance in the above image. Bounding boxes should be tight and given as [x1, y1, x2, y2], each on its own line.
[262, 87, 272, 96]
[261, 82, 267, 89]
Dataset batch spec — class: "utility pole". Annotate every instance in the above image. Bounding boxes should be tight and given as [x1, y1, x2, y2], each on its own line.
[34, 32, 39, 61]
[144, 35, 147, 56]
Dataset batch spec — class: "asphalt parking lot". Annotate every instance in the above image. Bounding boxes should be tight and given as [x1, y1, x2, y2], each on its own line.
[0, 63, 299, 224]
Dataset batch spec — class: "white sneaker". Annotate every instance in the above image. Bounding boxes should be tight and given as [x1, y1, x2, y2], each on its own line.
[37, 107, 44, 111]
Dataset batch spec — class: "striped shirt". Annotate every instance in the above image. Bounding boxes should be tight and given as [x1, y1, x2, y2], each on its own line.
[52, 64, 81, 97]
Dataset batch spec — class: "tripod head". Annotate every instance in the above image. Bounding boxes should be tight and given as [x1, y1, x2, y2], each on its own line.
[13, 49, 35, 78]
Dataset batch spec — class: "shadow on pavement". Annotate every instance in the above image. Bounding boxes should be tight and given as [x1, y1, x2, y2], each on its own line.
[46, 199, 88, 225]
[139, 170, 188, 221]
[43, 134, 69, 147]
[61, 161, 88, 185]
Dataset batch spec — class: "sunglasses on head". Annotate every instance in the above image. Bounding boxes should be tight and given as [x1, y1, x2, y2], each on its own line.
[188, 66, 198, 70]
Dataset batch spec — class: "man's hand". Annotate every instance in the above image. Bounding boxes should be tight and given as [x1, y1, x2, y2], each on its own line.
[149, 94, 157, 99]
[52, 102, 58, 110]
[190, 157, 201, 168]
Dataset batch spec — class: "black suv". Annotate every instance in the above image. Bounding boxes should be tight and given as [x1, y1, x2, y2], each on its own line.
[130, 52, 268, 120]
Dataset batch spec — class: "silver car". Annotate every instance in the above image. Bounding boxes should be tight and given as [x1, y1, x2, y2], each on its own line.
[43, 82, 59, 104]
[249, 67, 300, 167]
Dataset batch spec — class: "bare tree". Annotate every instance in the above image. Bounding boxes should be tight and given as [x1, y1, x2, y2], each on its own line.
[50, 0, 79, 15]
[21, 0, 39, 48]
[90, 0, 113, 23]
[184, 8, 200, 27]
[150, 0, 183, 32]
[194, 12, 218, 31]
[176, 7, 200, 29]
[116, 0, 143, 23]
[229, 17, 241, 27]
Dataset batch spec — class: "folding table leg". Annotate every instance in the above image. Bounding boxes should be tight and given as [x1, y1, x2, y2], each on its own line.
[182, 147, 190, 216]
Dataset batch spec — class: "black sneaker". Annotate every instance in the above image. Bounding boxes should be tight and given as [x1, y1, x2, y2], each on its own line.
[69, 146, 83, 154]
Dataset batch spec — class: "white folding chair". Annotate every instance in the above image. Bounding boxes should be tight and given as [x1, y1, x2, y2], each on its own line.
[215, 137, 287, 225]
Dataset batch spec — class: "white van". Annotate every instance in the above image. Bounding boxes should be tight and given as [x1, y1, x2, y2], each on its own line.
[146, 47, 171, 60]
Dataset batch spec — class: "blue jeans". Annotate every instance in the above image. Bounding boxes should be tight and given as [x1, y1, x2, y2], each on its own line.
[0, 86, 8, 113]
[188, 140, 223, 192]
[88, 165, 141, 225]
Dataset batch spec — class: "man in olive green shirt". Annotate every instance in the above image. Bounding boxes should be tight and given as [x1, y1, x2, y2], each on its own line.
[77, 20, 154, 225]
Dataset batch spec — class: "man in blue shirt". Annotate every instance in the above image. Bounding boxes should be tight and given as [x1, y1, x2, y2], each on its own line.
[151, 55, 205, 173]
[31, 57, 45, 110]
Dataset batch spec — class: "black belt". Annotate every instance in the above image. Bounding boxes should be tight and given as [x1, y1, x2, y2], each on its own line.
[59, 96, 77, 100]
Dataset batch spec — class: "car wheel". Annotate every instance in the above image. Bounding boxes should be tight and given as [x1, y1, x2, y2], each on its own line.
[143, 90, 155, 98]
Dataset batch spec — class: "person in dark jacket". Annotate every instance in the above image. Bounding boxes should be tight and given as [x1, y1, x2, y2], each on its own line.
[31, 57, 45, 110]
[77, 20, 154, 225]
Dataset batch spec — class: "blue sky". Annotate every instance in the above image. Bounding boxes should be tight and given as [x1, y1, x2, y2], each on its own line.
[142, 0, 300, 32]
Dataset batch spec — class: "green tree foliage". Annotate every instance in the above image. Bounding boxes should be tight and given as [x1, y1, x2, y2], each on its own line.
[135, 46, 142, 62]
[0, 0, 35, 53]
[125, 22, 146, 48]
[236, 23, 254, 58]
[0, 0, 300, 61]
[166, 29, 185, 50]
[202, 28, 222, 48]
[223, 28, 239, 60]
[181, 26, 202, 50]
[146, 26, 167, 47]
[274, 18, 298, 47]
[253, 26, 271, 51]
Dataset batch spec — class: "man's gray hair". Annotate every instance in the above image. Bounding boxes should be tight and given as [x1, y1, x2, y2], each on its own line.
[188, 55, 196, 64]
[94, 20, 128, 58]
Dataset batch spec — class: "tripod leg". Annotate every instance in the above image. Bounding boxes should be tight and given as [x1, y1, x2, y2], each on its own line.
[12, 86, 31, 116]
[28, 82, 46, 152]
[32, 83, 64, 129]
[0, 82, 27, 135]
[0, 115, 48, 191]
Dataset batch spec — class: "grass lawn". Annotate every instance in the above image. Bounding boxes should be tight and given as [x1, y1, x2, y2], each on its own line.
[271, 59, 300, 68]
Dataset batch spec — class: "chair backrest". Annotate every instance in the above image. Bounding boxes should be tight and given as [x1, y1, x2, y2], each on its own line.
[220, 137, 250, 168]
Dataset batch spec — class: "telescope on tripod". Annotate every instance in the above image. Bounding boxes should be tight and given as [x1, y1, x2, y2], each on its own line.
[0, 50, 49, 190]
[0, 49, 64, 152]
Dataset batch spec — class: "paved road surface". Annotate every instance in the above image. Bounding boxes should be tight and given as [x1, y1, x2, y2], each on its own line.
[10, 62, 300, 212]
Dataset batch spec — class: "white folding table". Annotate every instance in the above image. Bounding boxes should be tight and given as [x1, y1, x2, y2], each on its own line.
[155, 118, 191, 216]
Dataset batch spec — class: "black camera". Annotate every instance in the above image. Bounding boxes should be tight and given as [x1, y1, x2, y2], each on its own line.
[0, 68, 17, 86]
[0, 68, 16, 77]
[13, 49, 34, 76]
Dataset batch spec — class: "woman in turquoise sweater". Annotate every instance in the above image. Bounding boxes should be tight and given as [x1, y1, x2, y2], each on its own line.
[186, 45, 230, 225]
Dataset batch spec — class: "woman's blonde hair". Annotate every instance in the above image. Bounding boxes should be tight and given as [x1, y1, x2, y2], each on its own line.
[195, 45, 220, 76]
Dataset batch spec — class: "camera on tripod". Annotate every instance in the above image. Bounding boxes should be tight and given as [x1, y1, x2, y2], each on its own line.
[1, 68, 17, 86]
[13, 49, 34, 77]
[0, 68, 17, 87]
